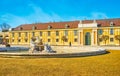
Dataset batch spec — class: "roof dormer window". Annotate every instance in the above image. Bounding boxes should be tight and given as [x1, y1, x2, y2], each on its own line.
[110, 21, 114, 27]
[19, 27, 23, 30]
[65, 24, 69, 29]
[32, 26, 37, 30]
[48, 25, 52, 29]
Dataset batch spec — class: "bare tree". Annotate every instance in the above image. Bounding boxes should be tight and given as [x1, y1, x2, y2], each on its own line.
[61, 36, 67, 45]
[0, 23, 11, 32]
[115, 35, 120, 45]
[101, 35, 109, 45]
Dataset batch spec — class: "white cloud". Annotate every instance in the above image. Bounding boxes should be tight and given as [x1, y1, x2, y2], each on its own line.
[91, 12, 108, 19]
[0, 3, 63, 28]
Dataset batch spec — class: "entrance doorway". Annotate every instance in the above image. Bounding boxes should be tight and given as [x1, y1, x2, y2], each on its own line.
[85, 32, 91, 45]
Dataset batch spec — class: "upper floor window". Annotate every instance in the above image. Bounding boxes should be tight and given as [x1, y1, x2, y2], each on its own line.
[18, 32, 21, 37]
[110, 28, 114, 35]
[98, 29, 103, 35]
[12, 33, 14, 37]
[56, 31, 59, 36]
[40, 31, 42, 36]
[25, 32, 27, 36]
[32, 32, 35, 36]
[48, 31, 51, 36]
[74, 30, 78, 36]
[64, 30, 68, 36]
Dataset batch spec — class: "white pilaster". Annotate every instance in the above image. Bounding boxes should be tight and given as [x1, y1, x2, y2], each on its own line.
[79, 29, 83, 46]
[92, 29, 97, 46]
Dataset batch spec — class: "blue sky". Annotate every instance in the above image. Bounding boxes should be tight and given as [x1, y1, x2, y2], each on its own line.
[0, 0, 120, 28]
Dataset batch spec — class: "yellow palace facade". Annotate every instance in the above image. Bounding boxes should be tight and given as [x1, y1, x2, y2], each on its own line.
[2, 18, 120, 46]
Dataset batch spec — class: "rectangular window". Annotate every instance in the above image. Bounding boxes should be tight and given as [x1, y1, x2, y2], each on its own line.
[56, 31, 59, 36]
[48, 39, 51, 42]
[98, 29, 103, 35]
[110, 38, 114, 42]
[99, 38, 102, 42]
[40, 31, 42, 36]
[18, 39, 21, 42]
[110, 28, 114, 35]
[25, 32, 27, 36]
[12, 39, 14, 42]
[12, 33, 14, 37]
[74, 38, 78, 42]
[65, 38, 68, 42]
[18, 32, 21, 37]
[32, 32, 35, 36]
[65, 30, 68, 36]
[25, 39, 28, 42]
[56, 39, 59, 42]
[74, 30, 78, 36]
[48, 31, 51, 36]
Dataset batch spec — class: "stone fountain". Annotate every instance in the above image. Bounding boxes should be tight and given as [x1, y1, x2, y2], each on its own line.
[29, 37, 55, 53]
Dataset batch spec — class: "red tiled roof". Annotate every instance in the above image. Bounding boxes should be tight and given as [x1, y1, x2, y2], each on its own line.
[13, 21, 79, 31]
[13, 18, 120, 31]
[82, 18, 120, 27]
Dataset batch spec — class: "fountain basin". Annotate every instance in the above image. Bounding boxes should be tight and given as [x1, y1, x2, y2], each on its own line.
[0, 46, 107, 58]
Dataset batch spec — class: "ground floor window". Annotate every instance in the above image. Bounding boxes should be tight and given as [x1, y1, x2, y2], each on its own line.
[56, 39, 59, 42]
[74, 38, 77, 42]
[99, 38, 102, 42]
[12, 39, 14, 42]
[25, 39, 28, 42]
[65, 38, 68, 42]
[110, 38, 114, 42]
[48, 39, 51, 42]
[18, 39, 21, 42]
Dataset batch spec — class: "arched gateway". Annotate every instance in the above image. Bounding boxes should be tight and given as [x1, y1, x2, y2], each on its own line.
[85, 32, 91, 45]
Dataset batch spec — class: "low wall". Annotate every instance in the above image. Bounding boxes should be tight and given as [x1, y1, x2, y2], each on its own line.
[0, 46, 107, 58]
[51, 46, 104, 53]
[0, 50, 106, 58]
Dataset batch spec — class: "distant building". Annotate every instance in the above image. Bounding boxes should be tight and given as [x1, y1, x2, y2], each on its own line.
[2, 18, 120, 46]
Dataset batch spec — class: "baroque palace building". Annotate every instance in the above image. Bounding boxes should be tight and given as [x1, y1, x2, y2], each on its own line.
[1, 18, 120, 46]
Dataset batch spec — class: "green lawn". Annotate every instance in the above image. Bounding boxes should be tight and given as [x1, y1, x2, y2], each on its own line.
[0, 50, 120, 76]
